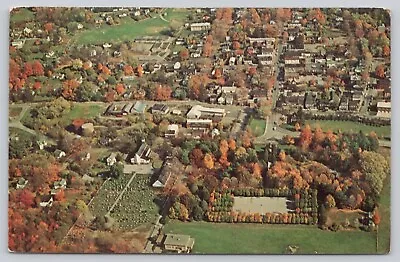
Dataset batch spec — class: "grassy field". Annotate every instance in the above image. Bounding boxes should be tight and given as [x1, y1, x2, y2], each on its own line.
[248, 118, 266, 137]
[305, 120, 391, 138]
[10, 8, 35, 23]
[74, 9, 189, 45]
[65, 103, 104, 122]
[164, 221, 378, 254]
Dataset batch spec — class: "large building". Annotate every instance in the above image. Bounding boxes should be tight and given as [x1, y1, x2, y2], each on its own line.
[190, 22, 211, 31]
[376, 101, 391, 118]
[186, 105, 226, 119]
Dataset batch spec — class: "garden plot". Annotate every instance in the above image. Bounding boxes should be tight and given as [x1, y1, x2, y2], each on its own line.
[109, 175, 159, 231]
[233, 197, 289, 214]
[88, 174, 134, 219]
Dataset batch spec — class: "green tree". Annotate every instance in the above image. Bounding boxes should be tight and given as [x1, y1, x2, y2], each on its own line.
[359, 151, 389, 197]
[110, 162, 124, 178]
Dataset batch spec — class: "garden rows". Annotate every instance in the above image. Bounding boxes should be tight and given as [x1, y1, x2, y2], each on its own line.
[109, 175, 158, 230]
[88, 174, 134, 219]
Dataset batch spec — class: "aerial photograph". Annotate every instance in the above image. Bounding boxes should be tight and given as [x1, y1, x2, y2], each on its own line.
[8, 7, 391, 254]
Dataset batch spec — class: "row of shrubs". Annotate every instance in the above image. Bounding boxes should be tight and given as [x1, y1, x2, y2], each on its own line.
[206, 211, 319, 225]
[220, 188, 318, 198]
[305, 113, 390, 127]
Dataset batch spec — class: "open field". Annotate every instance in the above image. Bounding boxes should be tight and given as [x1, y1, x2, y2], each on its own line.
[233, 197, 289, 214]
[74, 9, 189, 45]
[305, 120, 391, 138]
[164, 221, 378, 254]
[66, 103, 105, 122]
[10, 8, 35, 23]
[248, 118, 266, 137]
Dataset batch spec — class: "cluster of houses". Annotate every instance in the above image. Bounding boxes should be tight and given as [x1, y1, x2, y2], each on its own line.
[275, 11, 391, 117]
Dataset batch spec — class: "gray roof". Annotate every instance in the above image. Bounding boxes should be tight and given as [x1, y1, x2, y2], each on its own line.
[163, 234, 194, 247]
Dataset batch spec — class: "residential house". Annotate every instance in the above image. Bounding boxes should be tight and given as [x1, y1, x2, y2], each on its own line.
[376, 102, 391, 118]
[131, 141, 151, 164]
[54, 149, 66, 159]
[165, 124, 179, 138]
[107, 152, 117, 166]
[11, 40, 25, 49]
[40, 195, 54, 208]
[162, 234, 195, 253]
[54, 179, 67, 190]
[151, 103, 170, 114]
[132, 101, 147, 114]
[152, 157, 174, 187]
[16, 178, 28, 189]
[37, 140, 48, 150]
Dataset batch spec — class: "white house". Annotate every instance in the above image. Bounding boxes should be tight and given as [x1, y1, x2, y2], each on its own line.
[107, 152, 117, 166]
[131, 142, 151, 164]
[376, 102, 391, 118]
[40, 196, 54, 208]
[165, 124, 179, 138]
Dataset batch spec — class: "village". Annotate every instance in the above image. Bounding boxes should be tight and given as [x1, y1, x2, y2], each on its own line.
[8, 7, 391, 254]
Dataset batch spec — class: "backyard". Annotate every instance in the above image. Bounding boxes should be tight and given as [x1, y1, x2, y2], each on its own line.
[248, 118, 266, 137]
[74, 8, 190, 45]
[305, 120, 391, 139]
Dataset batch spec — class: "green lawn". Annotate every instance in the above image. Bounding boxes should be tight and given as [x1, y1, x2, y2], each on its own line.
[164, 221, 379, 254]
[10, 8, 35, 23]
[306, 120, 391, 139]
[248, 118, 266, 137]
[74, 8, 189, 45]
[377, 169, 391, 254]
[65, 103, 104, 122]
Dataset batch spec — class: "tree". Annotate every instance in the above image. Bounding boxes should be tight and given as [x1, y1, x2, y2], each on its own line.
[228, 138, 236, 151]
[372, 209, 381, 225]
[110, 162, 123, 178]
[359, 151, 389, 197]
[203, 42, 213, 57]
[190, 148, 204, 167]
[123, 65, 134, 75]
[154, 85, 172, 101]
[298, 124, 313, 150]
[325, 194, 336, 208]
[203, 175, 219, 192]
[32, 60, 44, 76]
[203, 153, 214, 169]
[18, 189, 35, 208]
[179, 48, 189, 61]
[313, 126, 325, 146]
[62, 79, 80, 100]
[382, 45, 390, 57]
[375, 64, 385, 79]
[136, 65, 144, 77]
